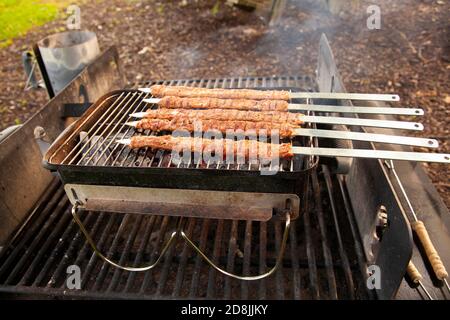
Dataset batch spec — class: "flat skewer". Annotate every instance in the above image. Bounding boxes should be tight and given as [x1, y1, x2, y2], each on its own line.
[142, 97, 420, 115]
[301, 115, 422, 130]
[292, 147, 450, 164]
[138, 87, 400, 102]
[287, 104, 423, 115]
[115, 137, 450, 164]
[289, 92, 400, 101]
[293, 128, 437, 148]
[126, 118, 435, 148]
[128, 115, 423, 131]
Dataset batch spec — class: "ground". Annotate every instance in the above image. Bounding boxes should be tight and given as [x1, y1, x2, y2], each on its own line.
[0, 0, 448, 206]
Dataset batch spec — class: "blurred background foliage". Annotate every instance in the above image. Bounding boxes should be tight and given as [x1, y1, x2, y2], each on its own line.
[0, 0, 75, 47]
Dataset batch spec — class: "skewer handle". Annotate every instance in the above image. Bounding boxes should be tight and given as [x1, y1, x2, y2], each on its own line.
[292, 147, 450, 164]
[140, 89, 401, 102]
[301, 115, 424, 131]
[144, 98, 422, 116]
[411, 220, 448, 280]
[406, 261, 423, 283]
[294, 128, 438, 149]
[288, 104, 424, 116]
[290, 92, 400, 102]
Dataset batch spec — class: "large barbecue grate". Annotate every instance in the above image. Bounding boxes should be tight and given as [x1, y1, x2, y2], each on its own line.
[0, 76, 371, 299]
[0, 169, 369, 299]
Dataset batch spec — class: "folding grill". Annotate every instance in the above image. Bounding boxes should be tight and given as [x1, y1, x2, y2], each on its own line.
[41, 84, 449, 224]
[1, 37, 449, 300]
[43, 86, 319, 222]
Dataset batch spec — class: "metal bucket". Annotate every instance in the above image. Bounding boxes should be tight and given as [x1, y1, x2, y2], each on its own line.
[37, 31, 100, 94]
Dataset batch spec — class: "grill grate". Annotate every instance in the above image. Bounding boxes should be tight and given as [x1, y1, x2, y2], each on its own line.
[55, 77, 318, 172]
[0, 167, 369, 299]
[0, 76, 370, 299]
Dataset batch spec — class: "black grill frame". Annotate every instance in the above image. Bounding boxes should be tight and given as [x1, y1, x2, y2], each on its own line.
[43, 85, 319, 194]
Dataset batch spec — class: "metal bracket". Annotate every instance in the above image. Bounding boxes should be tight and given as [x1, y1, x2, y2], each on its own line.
[34, 126, 52, 157]
[65, 184, 300, 221]
[62, 102, 93, 118]
[22, 51, 45, 90]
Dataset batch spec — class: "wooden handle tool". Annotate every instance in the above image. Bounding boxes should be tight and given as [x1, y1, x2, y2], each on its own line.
[385, 160, 450, 294]
[406, 260, 433, 299]
[406, 261, 423, 284]
[411, 221, 449, 280]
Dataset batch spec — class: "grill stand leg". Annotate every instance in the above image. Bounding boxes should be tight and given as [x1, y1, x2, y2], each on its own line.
[70, 202, 292, 280]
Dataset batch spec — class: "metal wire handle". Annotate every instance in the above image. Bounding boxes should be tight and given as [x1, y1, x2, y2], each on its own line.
[71, 202, 177, 272]
[71, 202, 291, 280]
[180, 213, 291, 281]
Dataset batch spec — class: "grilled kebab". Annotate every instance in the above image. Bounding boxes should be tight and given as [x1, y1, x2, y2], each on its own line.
[132, 108, 304, 125]
[147, 96, 289, 111]
[140, 85, 400, 102]
[149, 85, 291, 101]
[119, 135, 293, 160]
[127, 118, 296, 138]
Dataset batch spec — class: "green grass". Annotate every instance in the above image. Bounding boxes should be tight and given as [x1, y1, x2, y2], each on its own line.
[0, 0, 70, 48]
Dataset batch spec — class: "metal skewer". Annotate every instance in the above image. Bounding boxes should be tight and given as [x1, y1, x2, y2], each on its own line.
[289, 92, 399, 101]
[116, 138, 450, 164]
[288, 104, 422, 115]
[116, 138, 132, 145]
[125, 120, 436, 148]
[138, 89, 400, 102]
[292, 147, 450, 163]
[142, 98, 420, 116]
[128, 115, 423, 131]
[300, 115, 422, 131]
[293, 128, 437, 148]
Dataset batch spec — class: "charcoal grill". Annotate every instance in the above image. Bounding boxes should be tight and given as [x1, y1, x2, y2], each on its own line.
[0, 36, 449, 300]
